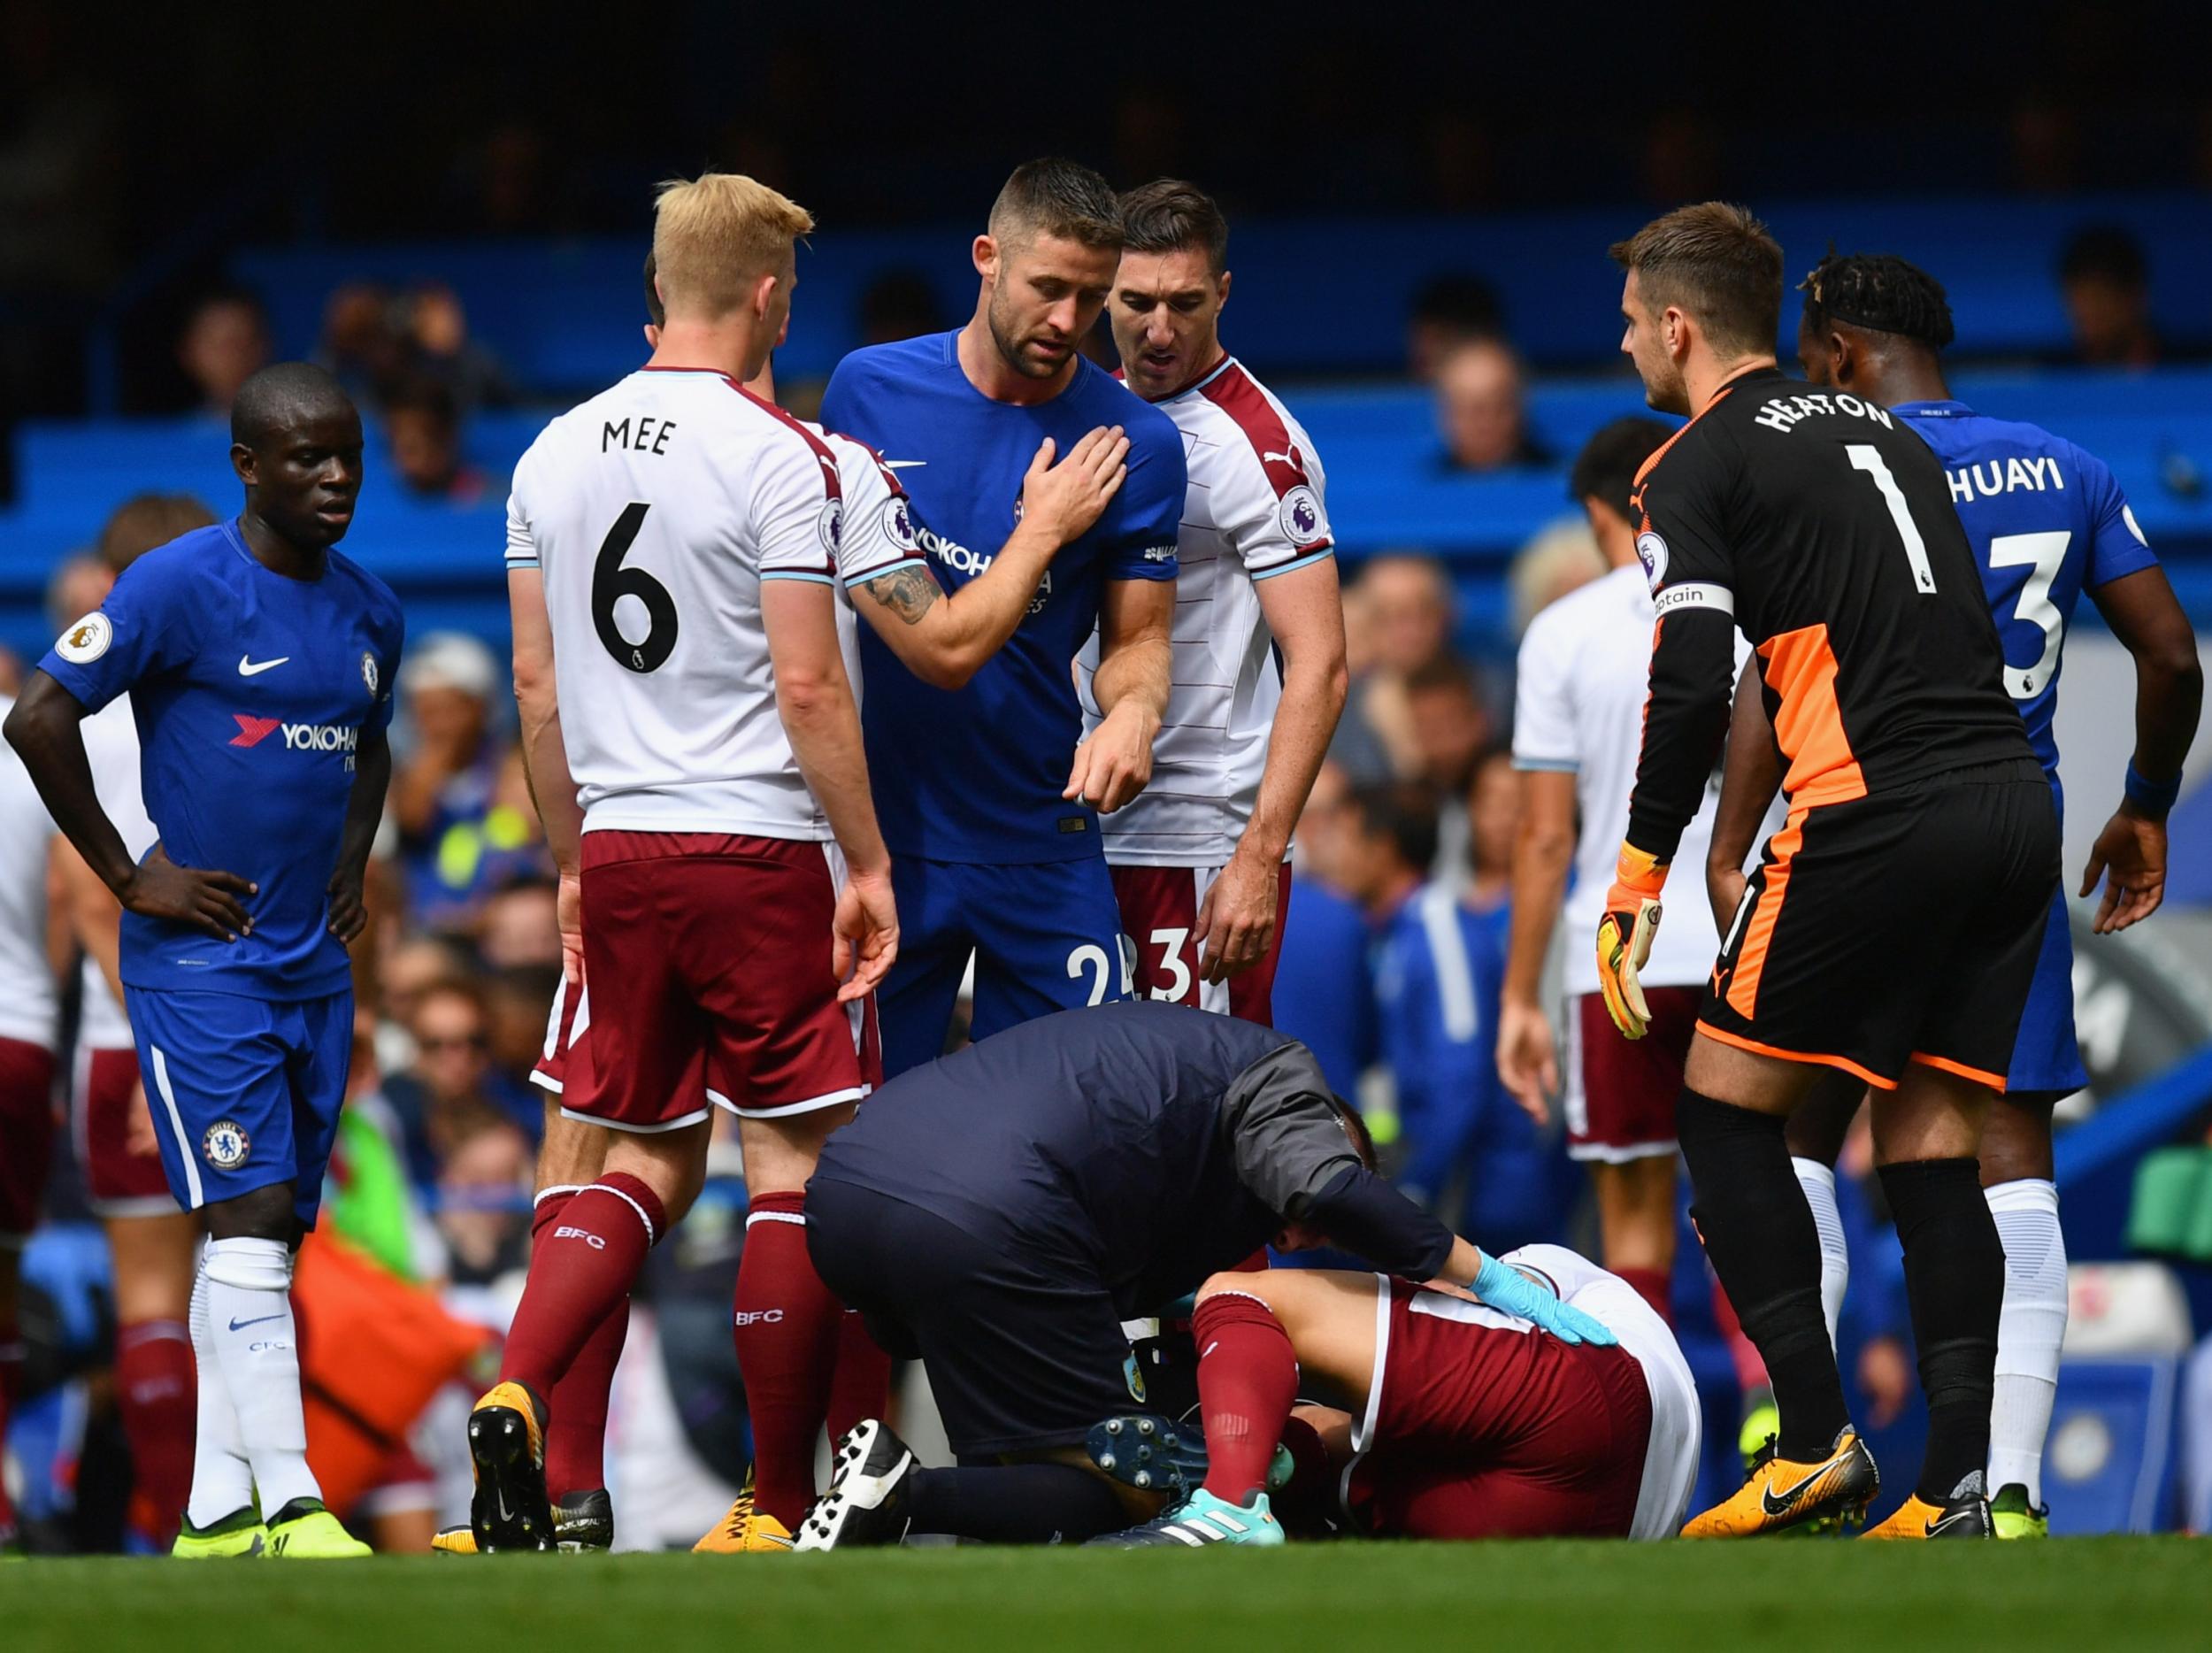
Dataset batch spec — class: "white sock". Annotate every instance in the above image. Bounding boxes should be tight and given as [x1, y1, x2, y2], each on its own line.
[1986, 1178, 2067, 1506]
[1792, 1157, 1848, 1351]
[202, 1236, 322, 1517]
[185, 1257, 258, 1527]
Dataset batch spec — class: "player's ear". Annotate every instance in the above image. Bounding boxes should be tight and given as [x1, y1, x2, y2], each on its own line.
[1217, 269, 1233, 311]
[973, 233, 998, 283]
[229, 442, 257, 487]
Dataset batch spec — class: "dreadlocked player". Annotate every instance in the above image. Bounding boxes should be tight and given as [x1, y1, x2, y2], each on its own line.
[1704, 250, 2200, 1537]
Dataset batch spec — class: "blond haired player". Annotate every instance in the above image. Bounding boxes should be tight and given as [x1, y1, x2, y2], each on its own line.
[1089, 180, 1347, 1019]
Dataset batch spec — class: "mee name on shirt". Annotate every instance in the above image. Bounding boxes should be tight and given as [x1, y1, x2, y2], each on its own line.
[38, 520, 403, 998]
[503, 367, 924, 838]
[820, 332, 1184, 864]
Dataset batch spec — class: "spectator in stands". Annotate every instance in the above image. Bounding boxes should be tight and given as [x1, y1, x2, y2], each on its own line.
[1406, 272, 1504, 382]
[384, 378, 488, 505]
[392, 632, 506, 929]
[44, 550, 109, 634]
[857, 268, 949, 346]
[385, 979, 538, 1190]
[1271, 761, 1378, 1101]
[1507, 516, 1609, 634]
[1330, 554, 1456, 783]
[1434, 335, 1551, 473]
[317, 282, 404, 409]
[482, 960, 562, 1094]
[2058, 225, 2160, 368]
[477, 874, 562, 973]
[174, 287, 269, 418]
[401, 283, 515, 413]
[1403, 655, 1494, 881]
[432, 1106, 533, 1288]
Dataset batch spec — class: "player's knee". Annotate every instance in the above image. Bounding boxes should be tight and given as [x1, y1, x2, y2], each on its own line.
[203, 1181, 297, 1245]
[1193, 1271, 1253, 1305]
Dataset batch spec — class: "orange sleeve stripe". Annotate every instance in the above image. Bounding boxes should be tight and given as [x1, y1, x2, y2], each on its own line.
[1694, 1021, 1898, 1091]
[1907, 1051, 2009, 1093]
[1628, 382, 1741, 519]
[1756, 624, 1868, 808]
[1724, 803, 1805, 1020]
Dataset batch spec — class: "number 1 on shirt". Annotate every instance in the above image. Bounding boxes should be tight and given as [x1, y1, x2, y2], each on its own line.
[1845, 444, 1937, 595]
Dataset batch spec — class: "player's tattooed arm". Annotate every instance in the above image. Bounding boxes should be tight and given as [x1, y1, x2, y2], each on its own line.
[860, 564, 944, 627]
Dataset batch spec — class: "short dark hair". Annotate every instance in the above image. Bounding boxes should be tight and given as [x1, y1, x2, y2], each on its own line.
[2059, 224, 2148, 289]
[987, 158, 1121, 250]
[1118, 179, 1229, 274]
[1798, 250, 1955, 352]
[382, 376, 459, 428]
[97, 493, 215, 573]
[1609, 202, 1783, 358]
[642, 250, 664, 327]
[1349, 782, 1440, 875]
[1571, 417, 1676, 519]
[1410, 272, 1504, 338]
[230, 361, 356, 448]
[1403, 653, 1479, 704]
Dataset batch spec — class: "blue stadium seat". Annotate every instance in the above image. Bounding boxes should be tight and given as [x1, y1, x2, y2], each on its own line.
[2045, 1357, 2185, 1533]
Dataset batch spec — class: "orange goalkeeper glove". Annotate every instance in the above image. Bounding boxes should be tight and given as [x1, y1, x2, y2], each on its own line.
[1595, 845, 1667, 1039]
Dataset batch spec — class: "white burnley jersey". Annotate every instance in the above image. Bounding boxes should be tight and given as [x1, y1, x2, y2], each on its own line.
[1503, 1244, 1700, 1539]
[77, 698, 157, 1049]
[1079, 357, 1333, 866]
[0, 695, 58, 1050]
[1513, 564, 1750, 995]
[507, 368, 918, 839]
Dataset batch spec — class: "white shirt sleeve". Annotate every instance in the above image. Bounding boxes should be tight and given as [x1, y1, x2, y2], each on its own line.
[1226, 424, 1334, 579]
[826, 434, 929, 588]
[504, 446, 539, 570]
[751, 430, 842, 586]
[1510, 607, 1580, 772]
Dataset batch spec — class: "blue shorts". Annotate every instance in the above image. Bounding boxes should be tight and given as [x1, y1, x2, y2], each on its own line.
[129, 987, 353, 1229]
[877, 855, 1130, 1078]
[2005, 888, 2087, 1098]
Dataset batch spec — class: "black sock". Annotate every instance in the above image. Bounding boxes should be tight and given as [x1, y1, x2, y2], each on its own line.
[905, 1465, 1129, 1544]
[1677, 1087, 1850, 1461]
[1878, 1157, 2003, 1505]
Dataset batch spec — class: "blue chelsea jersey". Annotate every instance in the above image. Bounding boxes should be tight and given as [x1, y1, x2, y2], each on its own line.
[820, 333, 1184, 863]
[39, 520, 403, 997]
[1896, 401, 2158, 808]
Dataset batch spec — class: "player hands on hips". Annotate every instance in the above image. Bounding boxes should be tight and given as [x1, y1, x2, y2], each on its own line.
[473, 173, 902, 1554]
[1597, 206, 2062, 1540]
[7, 364, 400, 1559]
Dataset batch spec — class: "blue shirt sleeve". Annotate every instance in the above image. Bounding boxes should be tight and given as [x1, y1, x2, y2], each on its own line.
[2078, 447, 2159, 590]
[37, 549, 203, 712]
[1104, 415, 1183, 583]
[371, 605, 406, 735]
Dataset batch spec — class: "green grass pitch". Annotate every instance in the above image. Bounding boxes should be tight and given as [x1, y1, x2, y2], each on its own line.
[5, 1540, 2204, 1653]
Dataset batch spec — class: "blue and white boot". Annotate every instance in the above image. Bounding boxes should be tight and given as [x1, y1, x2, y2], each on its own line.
[1086, 1488, 1285, 1549]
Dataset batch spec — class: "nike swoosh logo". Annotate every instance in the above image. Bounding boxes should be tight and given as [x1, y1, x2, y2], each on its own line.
[1761, 1453, 1847, 1514]
[1925, 1509, 1981, 1536]
[238, 655, 290, 676]
[227, 1312, 283, 1332]
[496, 1490, 514, 1521]
[880, 459, 927, 470]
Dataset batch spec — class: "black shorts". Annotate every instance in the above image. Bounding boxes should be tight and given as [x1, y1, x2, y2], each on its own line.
[1700, 761, 2058, 1092]
[805, 1176, 1143, 1459]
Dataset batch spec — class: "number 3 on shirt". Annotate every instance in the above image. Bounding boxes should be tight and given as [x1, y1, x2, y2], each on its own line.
[1845, 445, 1937, 595]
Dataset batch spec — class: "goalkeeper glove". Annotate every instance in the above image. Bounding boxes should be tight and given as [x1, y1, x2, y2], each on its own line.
[1594, 844, 1667, 1040]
